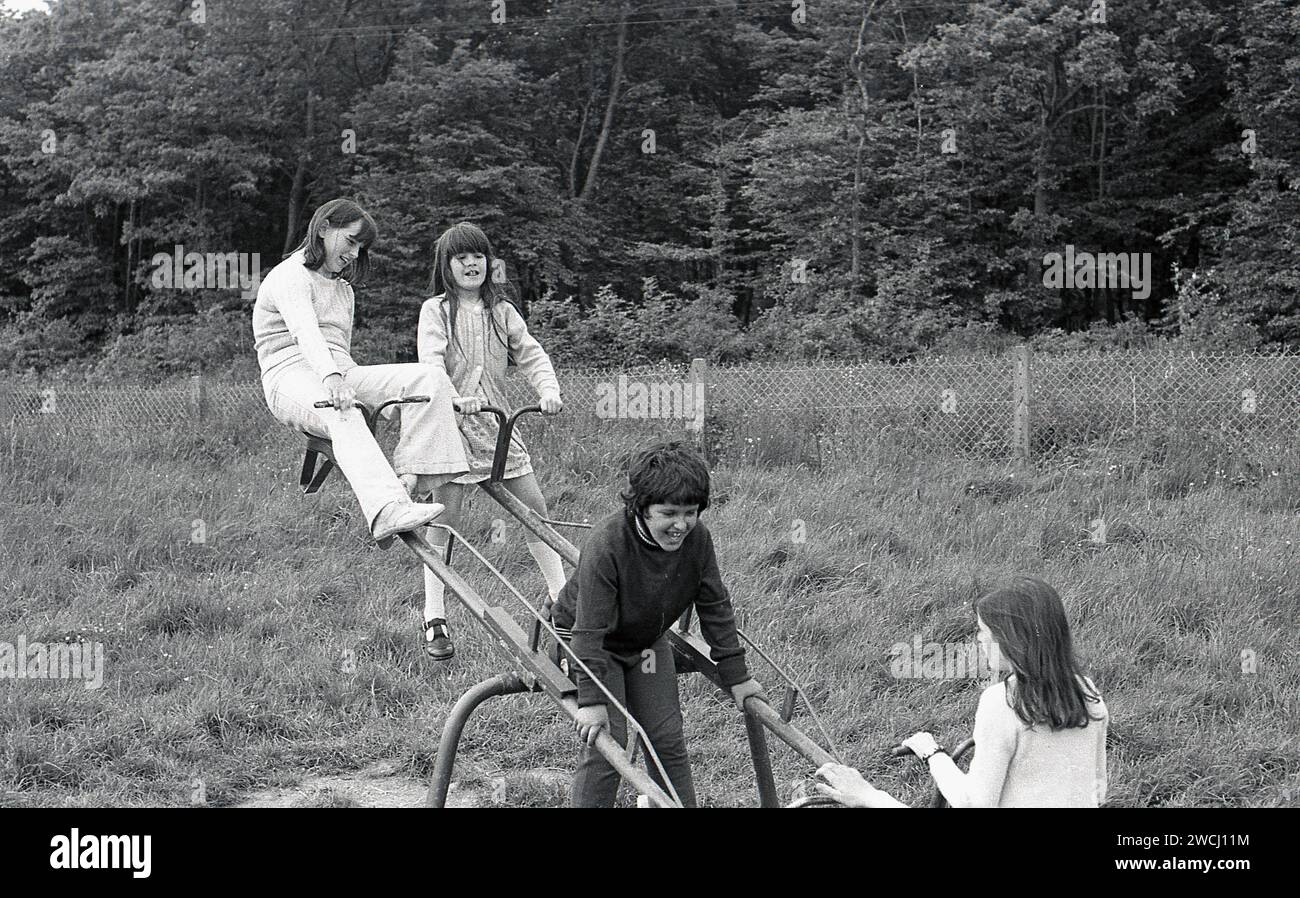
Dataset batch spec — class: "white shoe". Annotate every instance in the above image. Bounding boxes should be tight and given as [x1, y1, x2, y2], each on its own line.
[373, 501, 445, 549]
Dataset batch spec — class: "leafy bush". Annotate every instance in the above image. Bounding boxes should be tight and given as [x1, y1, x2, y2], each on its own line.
[0, 314, 91, 376]
[741, 293, 873, 361]
[629, 279, 745, 364]
[1158, 266, 1265, 352]
[1030, 316, 1163, 354]
[527, 285, 639, 369]
[930, 322, 1020, 358]
[86, 310, 257, 383]
[18, 237, 117, 321]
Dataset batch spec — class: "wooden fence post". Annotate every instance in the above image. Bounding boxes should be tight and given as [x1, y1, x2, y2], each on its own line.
[191, 373, 207, 422]
[688, 357, 708, 447]
[1011, 344, 1031, 460]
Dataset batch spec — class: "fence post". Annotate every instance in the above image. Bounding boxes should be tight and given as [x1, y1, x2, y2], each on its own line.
[191, 373, 206, 422]
[1011, 344, 1031, 460]
[688, 357, 708, 447]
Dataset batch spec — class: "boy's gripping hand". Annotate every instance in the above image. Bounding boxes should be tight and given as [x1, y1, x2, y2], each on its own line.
[730, 678, 765, 712]
[539, 393, 563, 415]
[574, 704, 609, 746]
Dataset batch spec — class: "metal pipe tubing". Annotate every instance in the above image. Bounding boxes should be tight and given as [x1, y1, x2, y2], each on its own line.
[427, 674, 530, 807]
[479, 480, 580, 565]
[400, 530, 679, 808]
[743, 710, 780, 808]
[744, 698, 838, 769]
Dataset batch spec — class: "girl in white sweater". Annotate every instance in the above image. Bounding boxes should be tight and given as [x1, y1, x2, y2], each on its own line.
[253, 198, 469, 547]
[818, 576, 1108, 808]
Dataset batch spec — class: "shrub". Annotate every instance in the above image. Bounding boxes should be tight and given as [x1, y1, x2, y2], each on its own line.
[0, 315, 92, 376]
[527, 285, 640, 368]
[86, 310, 256, 383]
[1159, 266, 1265, 352]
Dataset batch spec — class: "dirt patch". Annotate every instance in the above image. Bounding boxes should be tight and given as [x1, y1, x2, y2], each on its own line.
[231, 762, 570, 808]
[232, 762, 484, 808]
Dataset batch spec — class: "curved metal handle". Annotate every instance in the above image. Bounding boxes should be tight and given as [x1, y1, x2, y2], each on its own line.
[374, 394, 430, 418]
[471, 403, 507, 425]
[313, 399, 374, 423]
[889, 738, 975, 760]
[473, 404, 545, 482]
[313, 394, 429, 431]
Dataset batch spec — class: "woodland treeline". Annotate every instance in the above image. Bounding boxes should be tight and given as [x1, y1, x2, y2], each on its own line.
[0, 0, 1296, 380]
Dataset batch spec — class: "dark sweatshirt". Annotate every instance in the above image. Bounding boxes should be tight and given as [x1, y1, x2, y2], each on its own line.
[552, 509, 750, 707]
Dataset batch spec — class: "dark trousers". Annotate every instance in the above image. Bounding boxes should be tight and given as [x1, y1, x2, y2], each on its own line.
[569, 636, 698, 808]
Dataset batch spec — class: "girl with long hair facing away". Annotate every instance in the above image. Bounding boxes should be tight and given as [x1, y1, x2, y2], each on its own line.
[818, 576, 1108, 808]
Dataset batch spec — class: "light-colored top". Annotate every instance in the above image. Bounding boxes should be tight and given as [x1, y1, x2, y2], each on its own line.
[943, 676, 1108, 808]
[417, 294, 560, 480]
[252, 250, 357, 384]
[417, 295, 559, 400]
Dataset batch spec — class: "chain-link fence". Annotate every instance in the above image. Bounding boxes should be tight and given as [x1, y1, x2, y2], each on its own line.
[2, 349, 1297, 464]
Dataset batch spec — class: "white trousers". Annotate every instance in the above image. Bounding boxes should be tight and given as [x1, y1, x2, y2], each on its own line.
[264, 362, 469, 532]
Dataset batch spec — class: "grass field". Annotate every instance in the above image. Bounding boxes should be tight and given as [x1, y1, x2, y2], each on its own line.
[2, 391, 1298, 808]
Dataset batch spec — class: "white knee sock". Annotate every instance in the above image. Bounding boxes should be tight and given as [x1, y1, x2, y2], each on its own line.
[527, 539, 568, 599]
[424, 528, 448, 622]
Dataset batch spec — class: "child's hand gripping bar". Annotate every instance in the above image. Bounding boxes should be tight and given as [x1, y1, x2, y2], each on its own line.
[312, 394, 431, 431]
[890, 738, 976, 808]
[889, 738, 974, 760]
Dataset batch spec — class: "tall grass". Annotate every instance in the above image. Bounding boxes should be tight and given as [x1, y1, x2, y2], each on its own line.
[1, 391, 1297, 807]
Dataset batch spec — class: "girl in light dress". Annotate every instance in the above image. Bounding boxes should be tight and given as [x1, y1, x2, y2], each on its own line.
[403, 222, 566, 660]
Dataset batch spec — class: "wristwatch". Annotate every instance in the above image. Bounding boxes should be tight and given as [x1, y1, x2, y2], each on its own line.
[919, 745, 948, 762]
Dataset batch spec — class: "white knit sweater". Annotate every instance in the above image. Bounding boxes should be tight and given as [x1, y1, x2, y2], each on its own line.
[252, 251, 357, 384]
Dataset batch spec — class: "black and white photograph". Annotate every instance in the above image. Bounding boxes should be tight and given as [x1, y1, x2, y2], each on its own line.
[0, 0, 1293, 869]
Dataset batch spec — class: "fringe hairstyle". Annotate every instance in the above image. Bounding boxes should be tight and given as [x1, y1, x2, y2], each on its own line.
[621, 441, 711, 518]
[428, 221, 517, 360]
[292, 198, 377, 284]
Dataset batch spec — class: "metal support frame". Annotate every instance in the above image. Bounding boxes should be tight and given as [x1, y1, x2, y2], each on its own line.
[300, 396, 429, 495]
[299, 400, 844, 807]
[399, 527, 682, 808]
[427, 673, 531, 808]
[479, 468, 844, 778]
[743, 711, 780, 808]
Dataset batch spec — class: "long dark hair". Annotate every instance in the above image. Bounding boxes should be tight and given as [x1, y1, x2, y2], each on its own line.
[428, 221, 516, 358]
[976, 576, 1104, 730]
[292, 198, 377, 284]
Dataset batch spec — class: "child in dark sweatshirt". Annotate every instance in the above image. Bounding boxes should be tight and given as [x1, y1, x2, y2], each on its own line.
[550, 442, 764, 807]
